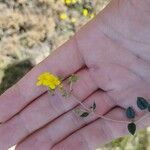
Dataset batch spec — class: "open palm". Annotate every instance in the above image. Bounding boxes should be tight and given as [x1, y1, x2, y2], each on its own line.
[0, 0, 150, 149]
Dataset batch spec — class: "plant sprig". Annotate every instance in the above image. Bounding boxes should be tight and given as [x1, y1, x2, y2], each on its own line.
[37, 72, 150, 136]
[126, 97, 150, 135]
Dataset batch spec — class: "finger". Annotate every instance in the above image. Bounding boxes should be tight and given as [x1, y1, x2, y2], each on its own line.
[0, 36, 85, 122]
[0, 68, 98, 149]
[15, 91, 115, 150]
[51, 107, 149, 150]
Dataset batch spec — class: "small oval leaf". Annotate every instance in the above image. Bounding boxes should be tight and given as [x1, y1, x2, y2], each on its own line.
[126, 107, 135, 119]
[128, 122, 136, 135]
[80, 112, 89, 117]
[93, 102, 96, 110]
[137, 97, 149, 110]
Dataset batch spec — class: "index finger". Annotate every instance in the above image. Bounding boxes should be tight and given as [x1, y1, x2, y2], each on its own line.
[0, 36, 84, 122]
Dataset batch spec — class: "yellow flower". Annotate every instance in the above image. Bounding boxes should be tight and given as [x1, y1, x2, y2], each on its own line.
[65, 0, 77, 5]
[71, 0, 77, 4]
[90, 13, 95, 19]
[71, 17, 76, 23]
[60, 12, 68, 20]
[83, 9, 88, 17]
[36, 72, 61, 90]
[65, 0, 71, 5]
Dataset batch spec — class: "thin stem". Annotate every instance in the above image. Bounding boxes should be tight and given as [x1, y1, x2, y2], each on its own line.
[54, 80, 149, 125]
[68, 83, 129, 124]
[135, 112, 150, 124]
[74, 97, 129, 124]
[69, 82, 73, 92]
[77, 97, 150, 124]
[73, 96, 90, 112]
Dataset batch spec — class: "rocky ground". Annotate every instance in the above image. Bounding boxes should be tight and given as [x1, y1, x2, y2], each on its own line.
[0, 0, 149, 150]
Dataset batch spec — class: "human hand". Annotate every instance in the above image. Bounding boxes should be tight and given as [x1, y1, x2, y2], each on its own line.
[0, 0, 150, 149]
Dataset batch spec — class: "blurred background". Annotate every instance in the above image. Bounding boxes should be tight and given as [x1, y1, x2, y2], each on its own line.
[0, 0, 149, 150]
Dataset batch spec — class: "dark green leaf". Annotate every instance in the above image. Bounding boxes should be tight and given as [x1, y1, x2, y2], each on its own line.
[93, 102, 96, 110]
[90, 102, 96, 110]
[126, 107, 135, 119]
[148, 105, 150, 112]
[137, 97, 149, 110]
[128, 122, 136, 135]
[80, 112, 89, 117]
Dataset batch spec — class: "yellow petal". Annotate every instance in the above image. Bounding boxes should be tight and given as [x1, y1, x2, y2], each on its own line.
[36, 81, 41, 86]
[83, 9, 88, 17]
[49, 84, 55, 90]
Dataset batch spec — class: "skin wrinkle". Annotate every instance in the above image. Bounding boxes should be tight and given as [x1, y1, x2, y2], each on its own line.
[18, 112, 31, 136]
[100, 119, 114, 145]
[89, 65, 115, 92]
[89, 66, 106, 92]
[74, 31, 100, 92]
[49, 110, 82, 149]
[98, 24, 150, 66]
[9, 84, 48, 121]
[1, 83, 28, 123]
[46, 128, 56, 149]
[100, 17, 150, 45]
[75, 19, 150, 90]
[89, 66, 113, 92]
[89, 61, 142, 92]
[100, 24, 150, 65]
[74, 34, 86, 66]
[103, 117, 122, 141]
[62, 73, 98, 112]
[129, 0, 150, 13]
[68, 111, 83, 128]
[49, 92, 67, 116]
[46, 110, 83, 149]
[105, 107, 129, 138]
[117, 0, 130, 16]
[74, 32, 94, 76]
[51, 129, 91, 150]
[80, 131, 91, 150]
[104, 92, 117, 107]
[95, 27, 150, 85]
[117, 0, 120, 9]
[109, 62, 149, 87]
[77, 69, 98, 95]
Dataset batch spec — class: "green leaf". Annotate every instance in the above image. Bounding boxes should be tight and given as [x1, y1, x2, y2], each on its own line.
[93, 102, 96, 110]
[128, 122, 136, 135]
[126, 107, 135, 119]
[137, 97, 149, 110]
[68, 74, 79, 83]
[80, 112, 89, 117]
[90, 102, 96, 110]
